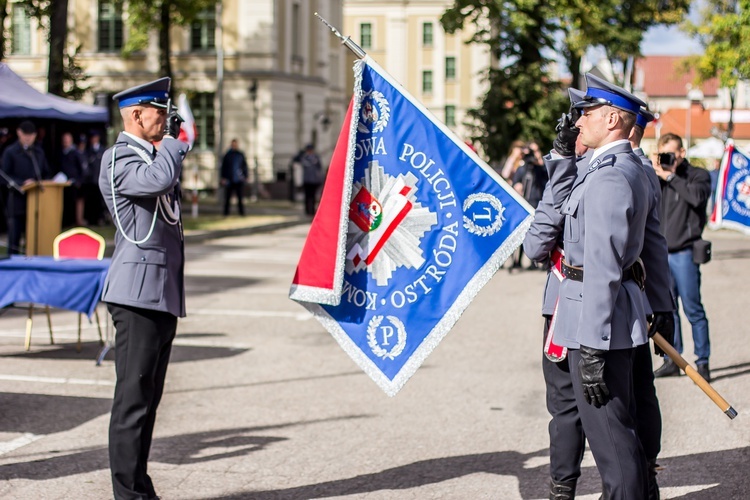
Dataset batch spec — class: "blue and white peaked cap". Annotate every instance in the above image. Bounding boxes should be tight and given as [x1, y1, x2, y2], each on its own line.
[113, 77, 171, 109]
[568, 87, 586, 106]
[636, 107, 655, 129]
[575, 73, 647, 115]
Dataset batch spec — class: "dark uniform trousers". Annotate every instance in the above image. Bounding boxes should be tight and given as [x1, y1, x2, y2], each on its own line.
[568, 348, 649, 500]
[542, 317, 585, 483]
[108, 303, 177, 500]
[633, 343, 661, 462]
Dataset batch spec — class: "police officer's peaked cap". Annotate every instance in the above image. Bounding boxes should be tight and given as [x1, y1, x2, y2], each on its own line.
[575, 73, 647, 115]
[568, 87, 586, 106]
[113, 77, 171, 109]
[635, 107, 655, 129]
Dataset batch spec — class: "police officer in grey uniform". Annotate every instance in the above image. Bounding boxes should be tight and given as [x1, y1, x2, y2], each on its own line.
[99, 77, 187, 500]
[545, 73, 673, 499]
[524, 88, 590, 500]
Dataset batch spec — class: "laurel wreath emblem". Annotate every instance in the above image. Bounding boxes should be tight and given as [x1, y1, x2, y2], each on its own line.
[359, 90, 390, 134]
[462, 193, 505, 237]
[367, 315, 407, 360]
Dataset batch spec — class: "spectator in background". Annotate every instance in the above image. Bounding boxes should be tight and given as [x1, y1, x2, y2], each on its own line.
[220, 139, 248, 216]
[653, 132, 713, 381]
[0, 128, 9, 157]
[501, 140, 526, 182]
[84, 131, 106, 225]
[295, 144, 323, 216]
[512, 148, 548, 209]
[60, 131, 87, 227]
[1, 120, 51, 254]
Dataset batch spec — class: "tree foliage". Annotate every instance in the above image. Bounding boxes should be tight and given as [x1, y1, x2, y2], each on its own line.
[682, 0, 750, 138]
[121, 0, 219, 84]
[441, 0, 689, 162]
[0, 0, 8, 61]
[17, 0, 68, 96]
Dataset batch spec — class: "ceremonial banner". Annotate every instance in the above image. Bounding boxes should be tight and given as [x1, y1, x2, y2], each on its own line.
[177, 93, 197, 150]
[289, 57, 533, 396]
[709, 141, 750, 235]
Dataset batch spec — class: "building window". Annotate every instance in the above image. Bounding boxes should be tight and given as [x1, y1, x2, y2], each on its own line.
[423, 22, 433, 46]
[98, 0, 123, 52]
[422, 70, 433, 93]
[11, 4, 31, 55]
[445, 105, 456, 127]
[192, 93, 215, 150]
[360, 23, 372, 49]
[445, 57, 456, 80]
[292, 3, 301, 61]
[191, 8, 216, 51]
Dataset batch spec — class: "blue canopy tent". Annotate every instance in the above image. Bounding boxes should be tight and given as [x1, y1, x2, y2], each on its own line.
[0, 63, 108, 122]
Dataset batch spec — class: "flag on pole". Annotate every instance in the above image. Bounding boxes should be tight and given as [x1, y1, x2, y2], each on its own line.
[289, 57, 533, 396]
[177, 93, 197, 150]
[709, 140, 750, 235]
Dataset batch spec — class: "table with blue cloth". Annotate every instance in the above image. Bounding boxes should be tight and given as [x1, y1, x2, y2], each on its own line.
[0, 255, 110, 351]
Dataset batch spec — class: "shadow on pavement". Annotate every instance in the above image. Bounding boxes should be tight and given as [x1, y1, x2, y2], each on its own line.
[0, 415, 371, 481]
[208, 446, 750, 499]
[713, 248, 750, 261]
[185, 275, 266, 295]
[0, 393, 111, 435]
[708, 361, 750, 382]
[3, 342, 249, 364]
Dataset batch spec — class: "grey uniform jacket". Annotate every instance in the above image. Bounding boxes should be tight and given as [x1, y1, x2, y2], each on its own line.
[99, 133, 188, 318]
[546, 142, 655, 350]
[523, 153, 590, 315]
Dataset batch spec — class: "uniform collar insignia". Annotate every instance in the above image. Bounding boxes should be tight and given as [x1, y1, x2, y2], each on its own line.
[588, 154, 616, 172]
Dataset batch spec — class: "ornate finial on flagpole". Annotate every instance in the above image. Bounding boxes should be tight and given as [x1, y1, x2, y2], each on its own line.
[314, 12, 367, 59]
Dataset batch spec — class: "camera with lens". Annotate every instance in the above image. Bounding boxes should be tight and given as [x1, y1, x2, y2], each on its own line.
[658, 152, 676, 166]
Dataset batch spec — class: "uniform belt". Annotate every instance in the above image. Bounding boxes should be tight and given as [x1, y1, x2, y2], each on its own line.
[562, 260, 643, 289]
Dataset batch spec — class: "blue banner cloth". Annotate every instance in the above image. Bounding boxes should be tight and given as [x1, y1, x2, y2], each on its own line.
[710, 141, 750, 235]
[0, 256, 110, 317]
[290, 57, 533, 396]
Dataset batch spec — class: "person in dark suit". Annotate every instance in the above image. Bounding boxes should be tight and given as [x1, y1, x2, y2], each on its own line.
[98, 77, 188, 500]
[0, 120, 51, 254]
[545, 73, 673, 499]
[84, 130, 106, 225]
[59, 131, 87, 227]
[220, 138, 248, 216]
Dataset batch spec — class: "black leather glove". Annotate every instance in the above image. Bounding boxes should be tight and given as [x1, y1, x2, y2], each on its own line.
[164, 109, 184, 139]
[578, 345, 610, 408]
[552, 110, 580, 157]
[648, 311, 675, 357]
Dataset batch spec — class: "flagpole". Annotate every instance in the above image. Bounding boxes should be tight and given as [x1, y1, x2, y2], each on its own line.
[314, 12, 367, 59]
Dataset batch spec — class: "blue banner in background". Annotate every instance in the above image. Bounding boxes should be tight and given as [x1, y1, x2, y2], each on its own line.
[295, 57, 532, 396]
[710, 142, 750, 235]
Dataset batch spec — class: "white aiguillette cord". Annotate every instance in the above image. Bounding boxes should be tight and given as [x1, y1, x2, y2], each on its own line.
[110, 145, 180, 245]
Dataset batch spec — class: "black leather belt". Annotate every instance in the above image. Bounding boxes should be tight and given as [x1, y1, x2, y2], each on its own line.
[562, 260, 641, 287]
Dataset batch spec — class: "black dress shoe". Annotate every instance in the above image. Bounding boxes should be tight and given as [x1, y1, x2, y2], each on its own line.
[697, 363, 711, 382]
[550, 478, 577, 500]
[654, 357, 680, 378]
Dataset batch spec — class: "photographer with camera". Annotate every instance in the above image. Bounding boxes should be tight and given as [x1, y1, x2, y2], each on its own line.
[652, 132, 713, 381]
[98, 77, 188, 500]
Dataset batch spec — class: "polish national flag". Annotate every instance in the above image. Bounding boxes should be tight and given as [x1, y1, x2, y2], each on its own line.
[177, 93, 197, 150]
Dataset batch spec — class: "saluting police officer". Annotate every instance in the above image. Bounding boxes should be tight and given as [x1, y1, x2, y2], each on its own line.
[99, 77, 187, 500]
[523, 88, 590, 500]
[545, 73, 672, 499]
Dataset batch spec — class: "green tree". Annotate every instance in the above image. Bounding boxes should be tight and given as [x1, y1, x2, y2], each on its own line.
[441, 0, 568, 162]
[122, 0, 219, 85]
[18, 0, 68, 96]
[440, 0, 690, 162]
[0, 0, 8, 61]
[683, 0, 750, 139]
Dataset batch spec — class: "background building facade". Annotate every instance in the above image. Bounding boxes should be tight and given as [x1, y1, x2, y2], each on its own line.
[3, 0, 347, 195]
[343, 0, 491, 147]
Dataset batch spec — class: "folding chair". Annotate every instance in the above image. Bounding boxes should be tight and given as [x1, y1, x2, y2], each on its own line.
[50, 227, 106, 352]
